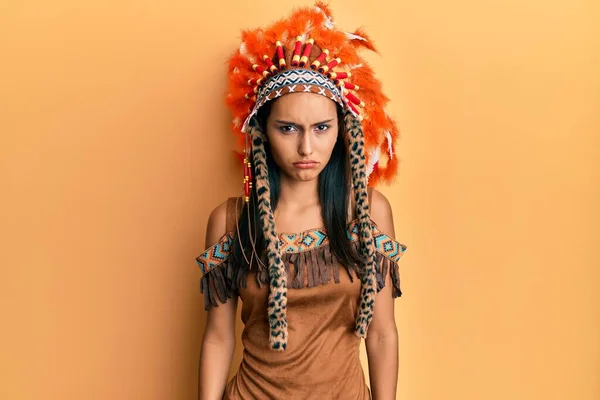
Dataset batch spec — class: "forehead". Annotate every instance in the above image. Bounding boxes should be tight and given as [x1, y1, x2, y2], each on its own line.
[269, 93, 337, 121]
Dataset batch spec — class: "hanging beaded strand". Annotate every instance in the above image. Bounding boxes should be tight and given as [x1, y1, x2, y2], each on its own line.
[243, 134, 250, 203]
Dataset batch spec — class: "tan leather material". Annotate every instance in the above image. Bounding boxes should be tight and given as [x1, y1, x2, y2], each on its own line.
[226, 197, 241, 234]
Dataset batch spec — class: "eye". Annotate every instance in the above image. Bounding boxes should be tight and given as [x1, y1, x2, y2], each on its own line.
[278, 125, 296, 134]
[315, 124, 330, 132]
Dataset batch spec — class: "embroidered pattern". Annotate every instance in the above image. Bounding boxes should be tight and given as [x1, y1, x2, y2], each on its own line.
[373, 232, 406, 263]
[195, 220, 406, 276]
[196, 234, 233, 275]
[280, 229, 329, 253]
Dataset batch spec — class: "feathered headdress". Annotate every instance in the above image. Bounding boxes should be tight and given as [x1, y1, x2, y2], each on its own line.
[225, 1, 400, 351]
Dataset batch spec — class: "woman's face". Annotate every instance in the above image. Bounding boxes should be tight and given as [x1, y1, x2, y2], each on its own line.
[265, 93, 339, 182]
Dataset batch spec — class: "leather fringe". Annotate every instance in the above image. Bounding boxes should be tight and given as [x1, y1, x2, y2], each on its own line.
[200, 241, 402, 310]
[200, 258, 234, 310]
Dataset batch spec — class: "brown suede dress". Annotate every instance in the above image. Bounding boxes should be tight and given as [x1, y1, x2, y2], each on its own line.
[196, 198, 406, 399]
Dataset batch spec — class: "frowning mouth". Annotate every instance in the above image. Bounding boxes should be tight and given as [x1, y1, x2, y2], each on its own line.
[293, 161, 319, 169]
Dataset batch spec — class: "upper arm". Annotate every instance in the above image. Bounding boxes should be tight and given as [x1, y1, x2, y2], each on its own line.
[202, 200, 238, 343]
[369, 187, 396, 239]
[205, 200, 229, 249]
[367, 188, 398, 337]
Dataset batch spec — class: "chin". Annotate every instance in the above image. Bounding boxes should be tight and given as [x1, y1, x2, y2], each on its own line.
[284, 167, 323, 182]
[294, 171, 320, 181]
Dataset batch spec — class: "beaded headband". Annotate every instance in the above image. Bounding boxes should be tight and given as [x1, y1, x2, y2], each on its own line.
[243, 69, 345, 132]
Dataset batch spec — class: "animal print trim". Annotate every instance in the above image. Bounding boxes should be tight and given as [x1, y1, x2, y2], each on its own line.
[343, 109, 377, 338]
[249, 120, 289, 351]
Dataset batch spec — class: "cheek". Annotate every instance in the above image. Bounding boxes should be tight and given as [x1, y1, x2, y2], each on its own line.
[321, 131, 339, 155]
[265, 134, 290, 165]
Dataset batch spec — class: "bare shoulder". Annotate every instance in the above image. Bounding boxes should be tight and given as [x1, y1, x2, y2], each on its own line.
[369, 188, 396, 238]
[205, 199, 229, 248]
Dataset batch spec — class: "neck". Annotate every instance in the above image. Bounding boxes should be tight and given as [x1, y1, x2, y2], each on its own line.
[276, 176, 320, 211]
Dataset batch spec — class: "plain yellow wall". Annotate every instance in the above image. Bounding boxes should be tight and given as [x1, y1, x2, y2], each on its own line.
[2, 0, 599, 399]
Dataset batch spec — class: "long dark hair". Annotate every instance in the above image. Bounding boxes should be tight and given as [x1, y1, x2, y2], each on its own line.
[231, 100, 362, 273]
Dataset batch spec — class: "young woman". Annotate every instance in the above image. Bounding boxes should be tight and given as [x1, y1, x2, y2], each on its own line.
[196, 3, 407, 399]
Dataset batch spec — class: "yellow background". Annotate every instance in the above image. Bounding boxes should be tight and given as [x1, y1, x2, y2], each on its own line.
[2, 0, 599, 398]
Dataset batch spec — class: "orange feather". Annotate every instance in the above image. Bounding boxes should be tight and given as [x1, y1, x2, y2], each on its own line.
[348, 28, 379, 54]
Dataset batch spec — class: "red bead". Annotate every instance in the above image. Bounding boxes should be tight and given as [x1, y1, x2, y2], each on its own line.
[319, 57, 340, 74]
[248, 78, 264, 86]
[347, 102, 360, 116]
[329, 71, 349, 80]
[291, 37, 302, 66]
[345, 91, 365, 107]
[300, 38, 314, 67]
[252, 64, 270, 78]
[276, 42, 286, 69]
[263, 55, 278, 73]
[311, 50, 329, 70]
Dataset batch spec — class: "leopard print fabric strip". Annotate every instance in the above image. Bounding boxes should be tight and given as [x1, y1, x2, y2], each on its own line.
[344, 109, 378, 338]
[248, 117, 289, 351]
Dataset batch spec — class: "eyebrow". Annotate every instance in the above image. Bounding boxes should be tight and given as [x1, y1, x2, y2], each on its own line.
[274, 118, 335, 127]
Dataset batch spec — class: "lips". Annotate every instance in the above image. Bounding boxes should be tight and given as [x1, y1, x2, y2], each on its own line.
[293, 160, 319, 169]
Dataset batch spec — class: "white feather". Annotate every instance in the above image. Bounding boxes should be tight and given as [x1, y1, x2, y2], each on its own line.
[280, 30, 289, 44]
[385, 131, 394, 159]
[314, 6, 335, 29]
[347, 63, 364, 70]
[304, 20, 313, 35]
[366, 146, 381, 177]
[345, 31, 367, 41]
[239, 41, 256, 64]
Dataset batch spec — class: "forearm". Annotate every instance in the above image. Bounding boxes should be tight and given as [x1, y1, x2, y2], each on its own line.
[198, 337, 235, 400]
[366, 330, 399, 400]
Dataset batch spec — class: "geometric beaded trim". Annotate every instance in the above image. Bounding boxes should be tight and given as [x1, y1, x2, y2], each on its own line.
[196, 234, 233, 275]
[243, 69, 345, 132]
[257, 69, 343, 105]
[196, 219, 407, 275]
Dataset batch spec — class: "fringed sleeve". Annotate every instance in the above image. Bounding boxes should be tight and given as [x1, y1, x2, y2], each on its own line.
[195, 233, 235, 310]
[372, 229, 407, 298]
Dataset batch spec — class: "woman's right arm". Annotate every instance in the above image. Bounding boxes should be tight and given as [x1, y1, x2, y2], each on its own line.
[198, 201, 238, 400]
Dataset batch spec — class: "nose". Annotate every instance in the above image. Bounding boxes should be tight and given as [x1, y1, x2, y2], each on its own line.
[298, 132, 313, 156]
